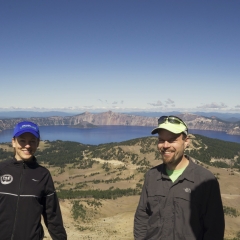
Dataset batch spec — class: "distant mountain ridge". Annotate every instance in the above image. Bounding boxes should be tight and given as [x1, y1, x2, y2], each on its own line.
[126, 111, 240, 121]
[0, 111, 240, 135]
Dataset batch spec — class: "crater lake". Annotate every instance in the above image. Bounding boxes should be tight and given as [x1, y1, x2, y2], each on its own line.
[0, 125, 240, 145]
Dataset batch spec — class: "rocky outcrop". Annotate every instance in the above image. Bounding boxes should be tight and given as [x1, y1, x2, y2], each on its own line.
[0, 111, 240, 135]
[179, 113, 240, 135]
[70, 111, 156, 126]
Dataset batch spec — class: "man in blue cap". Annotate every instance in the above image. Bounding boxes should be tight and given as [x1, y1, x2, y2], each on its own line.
[0, 121, 67, 240]
[134, 116, 225, 240]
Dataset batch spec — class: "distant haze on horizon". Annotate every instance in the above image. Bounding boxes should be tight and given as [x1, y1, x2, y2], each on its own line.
[1, 1, 240, 113]
[1, 110, 240, 121]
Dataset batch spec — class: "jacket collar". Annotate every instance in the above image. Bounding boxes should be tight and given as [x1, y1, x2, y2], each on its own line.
[178, 155, 195, 183]
[12, 156, 38, 168]
[156, 155, 196, 183]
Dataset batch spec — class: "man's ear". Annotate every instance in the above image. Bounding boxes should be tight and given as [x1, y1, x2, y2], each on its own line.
[184, 136, 190, 149]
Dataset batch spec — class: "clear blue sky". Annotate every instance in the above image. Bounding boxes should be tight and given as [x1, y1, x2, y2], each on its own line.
[1, 0, 240, 113]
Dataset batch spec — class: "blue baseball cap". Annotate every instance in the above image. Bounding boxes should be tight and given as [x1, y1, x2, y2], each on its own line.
[13, 121, 40, 139]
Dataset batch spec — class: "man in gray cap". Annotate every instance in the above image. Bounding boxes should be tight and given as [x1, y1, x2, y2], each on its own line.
[134, 116, 224, 240]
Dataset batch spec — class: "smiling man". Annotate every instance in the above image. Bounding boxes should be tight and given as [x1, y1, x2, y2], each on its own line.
[134, 116, 225, 240]
[0, 121, 67, 240]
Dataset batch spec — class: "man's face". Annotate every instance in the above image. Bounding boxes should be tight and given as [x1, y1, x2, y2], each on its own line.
[12, 132, 39, 161]
[157, 129, 189, 169]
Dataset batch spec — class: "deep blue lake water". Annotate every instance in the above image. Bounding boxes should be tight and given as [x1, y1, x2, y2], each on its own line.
[0, 125, 240, 145]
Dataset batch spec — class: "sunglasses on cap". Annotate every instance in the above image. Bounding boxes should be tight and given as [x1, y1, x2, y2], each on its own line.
[158, 116, 188, 130]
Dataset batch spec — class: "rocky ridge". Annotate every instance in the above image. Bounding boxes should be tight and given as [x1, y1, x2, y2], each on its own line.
[0, 111, 240, 135]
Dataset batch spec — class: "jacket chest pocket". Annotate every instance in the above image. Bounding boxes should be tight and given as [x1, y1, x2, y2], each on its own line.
[174, 190, 202, 212]
[147, 187, 166, 215]
[173, 191, 203, 236]
[21, 176, 45, 198]
[146, 194, 166, 231]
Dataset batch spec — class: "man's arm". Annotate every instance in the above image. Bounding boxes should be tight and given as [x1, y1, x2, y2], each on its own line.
[203, 178, 225, 240]
[134, 180, 149, 240]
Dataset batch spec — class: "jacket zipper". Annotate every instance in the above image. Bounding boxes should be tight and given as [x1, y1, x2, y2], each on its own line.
[11, 162, 25, 240]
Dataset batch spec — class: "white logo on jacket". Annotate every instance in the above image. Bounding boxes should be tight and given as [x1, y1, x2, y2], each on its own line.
[1, 174, 13, 185]
[184, 188, 191, 193]
[32, 179, 39, 182]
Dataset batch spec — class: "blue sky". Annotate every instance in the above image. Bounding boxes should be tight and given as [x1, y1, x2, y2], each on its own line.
[1, 0, 240, 113]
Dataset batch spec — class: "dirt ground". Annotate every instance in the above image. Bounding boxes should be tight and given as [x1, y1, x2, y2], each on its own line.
[42, 196, 137, 240]
[42, 192, 240, 240]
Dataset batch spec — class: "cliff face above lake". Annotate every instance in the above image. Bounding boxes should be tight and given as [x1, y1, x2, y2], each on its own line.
[178, 113, 240, 135]
[0, 111, 240, 135]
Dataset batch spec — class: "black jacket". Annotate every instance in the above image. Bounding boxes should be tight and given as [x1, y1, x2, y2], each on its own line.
[0, 157, 67, 240]
[134, 156, 225, 240]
